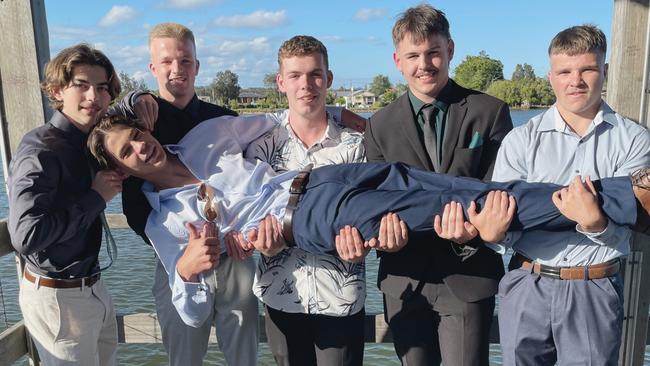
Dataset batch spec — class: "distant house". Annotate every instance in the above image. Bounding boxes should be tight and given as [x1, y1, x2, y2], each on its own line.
[348, 89, 377, 108]
[237, 89, 265, 105]
[331, 88, 377, 108]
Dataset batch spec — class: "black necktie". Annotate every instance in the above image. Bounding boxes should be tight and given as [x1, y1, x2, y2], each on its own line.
[421, 104, 440, 171]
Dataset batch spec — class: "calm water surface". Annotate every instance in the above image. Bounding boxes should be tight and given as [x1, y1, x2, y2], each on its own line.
[2, 109, 648, 365]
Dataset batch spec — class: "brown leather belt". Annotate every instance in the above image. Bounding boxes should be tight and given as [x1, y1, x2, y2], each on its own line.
[24, 270, 100, 289]
[282, 164, 313, 247]
[513, 253, 621, 280]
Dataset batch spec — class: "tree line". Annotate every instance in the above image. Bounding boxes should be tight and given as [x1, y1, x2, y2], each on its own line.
[454, 51, 555, 108]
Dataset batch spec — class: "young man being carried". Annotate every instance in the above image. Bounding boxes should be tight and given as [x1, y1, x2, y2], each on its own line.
[88, 111, 650, 331]
[8, 44, 123, 365]
[492, 25, 650, 365]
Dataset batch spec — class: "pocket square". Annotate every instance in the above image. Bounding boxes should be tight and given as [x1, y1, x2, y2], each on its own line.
[469, 132, 483, 149]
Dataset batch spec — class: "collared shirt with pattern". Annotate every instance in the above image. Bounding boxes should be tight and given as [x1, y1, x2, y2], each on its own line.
[245, 113, 367, 316]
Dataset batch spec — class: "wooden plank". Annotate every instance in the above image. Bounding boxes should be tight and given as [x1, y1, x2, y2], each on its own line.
[0, 220, 11, 257]
[0, 321, 28, 366]
[0, 0, 51, 158]
[621, 233, 650, 365]
[608, 0, 650, 124]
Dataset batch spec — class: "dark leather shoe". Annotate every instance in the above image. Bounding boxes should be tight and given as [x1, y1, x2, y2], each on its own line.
[632, 168, 650, 235]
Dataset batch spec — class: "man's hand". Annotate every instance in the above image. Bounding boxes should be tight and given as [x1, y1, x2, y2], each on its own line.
[433, 201, 478, 244]
[91, 170, 125, 202]
[335, 226, 370, 263]
[340, 109, 367, 133]
[552, 176, 607, 232]
[468, 191, 516, 242]
[367, 212, 409, 253]
[176, 222, 220, 282]
[224, 230, 254, 261]
[246, 215, 286, 257]
[134, 94, 158, 131]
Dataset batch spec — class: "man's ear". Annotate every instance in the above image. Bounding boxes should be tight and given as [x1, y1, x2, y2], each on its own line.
[603, 62, 608, 79]
[327, 70, 333, 88]
[195, 59, 200, 76]
[53, 86, 64, 102]
[148, 62, 156, 76]
[393, 51, 402, 73]
[276, 72, 286, 93]
[447, 39, 455, 63]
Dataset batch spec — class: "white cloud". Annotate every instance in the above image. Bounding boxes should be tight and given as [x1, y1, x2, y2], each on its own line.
[99, 5, 137, 27]
[214, 10, 288, 29]
[353, 8, 385, 21]
[163, 0, 219, 9]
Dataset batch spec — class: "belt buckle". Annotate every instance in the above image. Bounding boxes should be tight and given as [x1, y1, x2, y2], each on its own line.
[538, 264, 561, 279]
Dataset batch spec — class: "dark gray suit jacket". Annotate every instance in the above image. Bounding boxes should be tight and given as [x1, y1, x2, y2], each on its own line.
[365, 80, 513, 303]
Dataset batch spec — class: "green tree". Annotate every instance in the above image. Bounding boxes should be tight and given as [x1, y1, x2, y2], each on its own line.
[486, 80, 521, 106]
[118, 71, 147, 99]
[211, 70, 241, 104]
[453, 51, 504, 92]
[394, 83, 409, 96]
[369, 74, 391, 98]
[326, 90, 336, 105]
[511, 63, 536, 81]
[334, 96, 346, 105]
[382, 89, 397, 105]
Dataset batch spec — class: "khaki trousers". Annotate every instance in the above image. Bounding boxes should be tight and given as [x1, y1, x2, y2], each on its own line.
[19, 272, 117, 366]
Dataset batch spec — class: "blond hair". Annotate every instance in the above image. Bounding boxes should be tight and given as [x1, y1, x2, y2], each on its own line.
[41, 43, 120, 110]
[392, 4, 451, 48]
[149, 22, 196, 52]
[278, 35, 329, 69]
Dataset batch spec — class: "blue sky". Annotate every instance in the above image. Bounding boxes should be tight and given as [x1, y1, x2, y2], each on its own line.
[44, 0, 613, 89]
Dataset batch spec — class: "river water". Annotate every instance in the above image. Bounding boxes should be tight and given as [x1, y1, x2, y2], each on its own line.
[2, 109, 647, 365]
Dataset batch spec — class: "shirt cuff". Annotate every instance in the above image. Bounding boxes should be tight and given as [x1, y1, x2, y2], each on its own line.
[170, 269, 211, 328]
[576, 219, 623, 246]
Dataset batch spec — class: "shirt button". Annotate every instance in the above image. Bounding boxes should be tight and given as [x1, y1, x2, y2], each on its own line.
[574, 170, 580, 174]
[563, 257, 568, 261]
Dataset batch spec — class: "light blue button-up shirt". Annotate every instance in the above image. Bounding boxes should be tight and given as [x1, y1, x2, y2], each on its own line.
[143, 113, 299, 327]
[491, 102, 650, 267]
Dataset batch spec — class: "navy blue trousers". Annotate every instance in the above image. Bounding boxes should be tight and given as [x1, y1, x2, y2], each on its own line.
[291, 162, 637, 254]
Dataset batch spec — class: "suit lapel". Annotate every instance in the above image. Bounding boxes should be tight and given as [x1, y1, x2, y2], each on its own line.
[440, 83, 467, 173]
[396, 94, 433, 169]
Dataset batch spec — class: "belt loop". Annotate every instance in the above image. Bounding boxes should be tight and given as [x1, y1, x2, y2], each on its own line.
[81, 277, 85, 291]
[583, 266, 589, 281]
[35, 274, 41, 289]
[527, 260, 535, 274]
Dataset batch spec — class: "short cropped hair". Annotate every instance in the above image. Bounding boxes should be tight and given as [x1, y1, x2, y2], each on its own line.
[548, 24, 607, 58]
[278, 35, 329, 69]
[392, 4, 451, 48]
[149, 22, 196, 51]
[88, 115, 139, 169]
[41, 43, 120, 110]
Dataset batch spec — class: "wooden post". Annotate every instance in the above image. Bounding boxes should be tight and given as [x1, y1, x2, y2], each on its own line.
[607, 1, 650, 365]
[607, 0, 650, 124]
[0, 1, 50, 365]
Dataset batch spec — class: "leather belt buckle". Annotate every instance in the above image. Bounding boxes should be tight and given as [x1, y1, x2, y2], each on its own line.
[283, 164, 314, 248]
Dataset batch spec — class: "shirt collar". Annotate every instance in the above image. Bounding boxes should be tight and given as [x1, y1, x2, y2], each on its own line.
[280, 110, 342, 147]
[49, 110, 89, 145]
[408, 80, 451, 117]
[539, 100, 616, 133]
